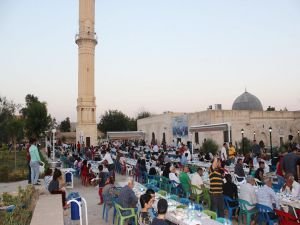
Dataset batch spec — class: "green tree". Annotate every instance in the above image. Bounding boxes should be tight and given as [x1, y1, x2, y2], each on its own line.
[22, 94, 51, 139]
[0, 96, 20, 144]
[59, 117, 71, 132]
[200, 139, 219, 155]
[238, 137, 252, 154]
[97, 110, 136, 134]
[6, 117, 24, 169]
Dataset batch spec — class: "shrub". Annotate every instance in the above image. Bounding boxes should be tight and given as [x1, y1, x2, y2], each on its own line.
[0, 186, 38, 225]
[200, 139, 219, 155]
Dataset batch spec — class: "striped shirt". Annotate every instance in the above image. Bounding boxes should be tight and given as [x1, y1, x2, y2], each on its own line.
[209, 167, 224, 194]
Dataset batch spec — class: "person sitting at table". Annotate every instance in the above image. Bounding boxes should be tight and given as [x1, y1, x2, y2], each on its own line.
[103, 176, 118, 208]
[223, 174, 238, 218]
[281, 173, 300, 197]
[180, 153, 188, 166]
[191, 167, 204, 194]
[234, 158, 245, 178]
[138, 193, 153, 225]
[151, 199, 168, 225]
[162, 162, 171, 178]
[256, 177, 279, 219]
[169, 166, 182, 188]
[255, 161, 265, 184]
[239, 176, 257, 211]
[179, 165, 191, 196]
[48, 169, 68, 209]
[164, 153, 171, 163]
[149, 167, 157, 176]
[117, 178, 138, 208]
[146, 189, 157, 219]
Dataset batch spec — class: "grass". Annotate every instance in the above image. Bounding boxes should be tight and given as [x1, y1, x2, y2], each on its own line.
[0, 146, 48, 182]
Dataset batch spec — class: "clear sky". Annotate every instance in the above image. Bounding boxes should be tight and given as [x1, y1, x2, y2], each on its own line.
[1, 0, 300, 122]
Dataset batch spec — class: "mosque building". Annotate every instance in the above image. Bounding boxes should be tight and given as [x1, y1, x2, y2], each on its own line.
[137, 91, 300, 149]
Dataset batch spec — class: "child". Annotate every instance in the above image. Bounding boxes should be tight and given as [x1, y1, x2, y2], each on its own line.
[138, 194, 153, 225]
[98, 165, 108, 205]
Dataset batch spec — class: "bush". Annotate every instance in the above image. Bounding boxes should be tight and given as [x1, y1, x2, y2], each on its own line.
[237, 137, 252, 155]
[200, 139, 219, 155]
[0, 186, 38, 225]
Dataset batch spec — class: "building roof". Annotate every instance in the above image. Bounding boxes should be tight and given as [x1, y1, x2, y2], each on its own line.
[232, 91, 263, 111]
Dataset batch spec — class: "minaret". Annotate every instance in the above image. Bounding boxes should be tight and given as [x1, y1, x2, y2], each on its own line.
[75, 0, 97, 147]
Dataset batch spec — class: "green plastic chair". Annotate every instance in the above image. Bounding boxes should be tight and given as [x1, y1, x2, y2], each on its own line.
[160, 176, 171, 192]
[238, 199, 257, 225]
[158, 190, 167, 197]
[170, 194, 179, 201]
[114, 202, 137, 225]
[202, 188, 211, 209]
[203, 209, 217, 220]
[190, 185, 202, 204]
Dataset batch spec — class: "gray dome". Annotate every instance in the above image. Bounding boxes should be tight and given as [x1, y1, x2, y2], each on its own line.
[232, 91, 263, 111]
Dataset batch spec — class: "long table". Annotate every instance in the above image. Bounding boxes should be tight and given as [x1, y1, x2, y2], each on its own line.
[132, 182, 222, 225]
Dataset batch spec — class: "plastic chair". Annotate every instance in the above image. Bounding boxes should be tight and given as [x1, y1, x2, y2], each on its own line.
[223, 195, 239, 220]
[170, 194, 179, 201]
[256, 204, 278, 225]
[114, 202, 137, 225]
[194, 203, 204, 211]
[126, 165, 133, 176]
[203, 209, 217, 220]
[158, 190, 167, 197]
[274, 209, 299, 225]
[179, 198, 190, 206]
[190, 185, 203, 204]
[238, 199, 257, 225]
[272, 183, 282, 193]
[216, 217, 232, 224]
[160, 176, 170, 192]
[202, 187, 211, 209]
[170, 180, 181, 195]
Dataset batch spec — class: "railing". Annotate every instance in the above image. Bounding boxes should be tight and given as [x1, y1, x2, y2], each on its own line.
[75, 32, 98, 44]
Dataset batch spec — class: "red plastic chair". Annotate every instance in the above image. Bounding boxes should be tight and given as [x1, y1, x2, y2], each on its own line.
[274, 209, 300, 225]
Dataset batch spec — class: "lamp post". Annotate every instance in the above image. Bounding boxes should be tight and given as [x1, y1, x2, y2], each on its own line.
[241, 129, 244, 155]
[253, 131, 256, 140]
[52, 128, 56, 161]
[269, 127, 272, 159]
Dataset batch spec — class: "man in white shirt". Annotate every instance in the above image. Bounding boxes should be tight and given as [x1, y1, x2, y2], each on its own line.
[220, 143, 228, 161]
[183, 147, 191, 161]
[100, 150, 114, 172]
[256, 177, 279, 209]
[169, 166, 180, 186]
[281, 173, 300, 197]
[239, 176, 257, 210]
[191, 167, 204, 194]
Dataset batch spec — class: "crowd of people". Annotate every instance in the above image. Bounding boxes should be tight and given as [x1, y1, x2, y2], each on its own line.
[25, 136, 300, 224]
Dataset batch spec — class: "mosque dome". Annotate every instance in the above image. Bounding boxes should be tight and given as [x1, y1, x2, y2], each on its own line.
[232, 90, 263, 111]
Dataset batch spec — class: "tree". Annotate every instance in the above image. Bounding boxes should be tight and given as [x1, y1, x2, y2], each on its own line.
[59, 117, 71, 132]
[97, 110, 136, 134]
[137, 111, 151, 120]
[0, 96, 20, 144]
[238, 137, 252, 154]
[200, 139, 219, 155]
[6, 117, 24, 169]
[22, 94, 51, 139]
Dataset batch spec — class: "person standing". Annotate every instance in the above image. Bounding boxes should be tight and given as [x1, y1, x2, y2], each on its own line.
[209, 157, 224, 217]
[26, 143, 31, 184]
[228, 142, 236, 164]
[220, 143, 228, 162]
[29, 138, 42, 185]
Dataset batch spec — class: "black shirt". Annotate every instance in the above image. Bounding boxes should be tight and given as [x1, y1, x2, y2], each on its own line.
[151, 218, 168, 225]
[223, 182, 238, 199]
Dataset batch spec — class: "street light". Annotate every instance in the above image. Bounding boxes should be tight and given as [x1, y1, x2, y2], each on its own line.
[253, 131, 256, 140]
[51, 128, 56, 161]
[269, 127, 272, 159]
[241, 129, 244, 155]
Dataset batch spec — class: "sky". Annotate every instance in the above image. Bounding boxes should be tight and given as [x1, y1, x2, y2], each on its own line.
[0, 0, 300, 123]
